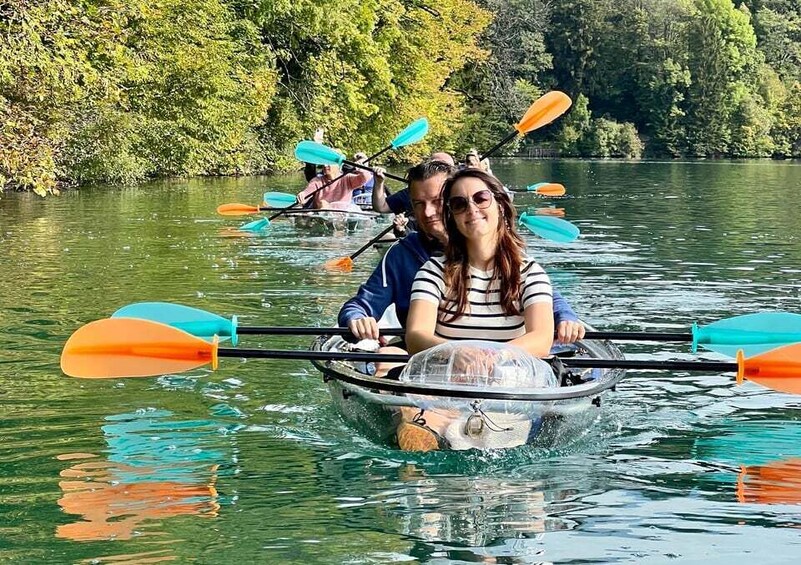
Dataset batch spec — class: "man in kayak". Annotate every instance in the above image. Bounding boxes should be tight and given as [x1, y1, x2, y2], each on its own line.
[371, 152, 456, 216]
[296, 154, 371, 209]
[338, 159, 586, 345]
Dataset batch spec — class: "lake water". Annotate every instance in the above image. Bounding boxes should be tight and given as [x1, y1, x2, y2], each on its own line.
[1, 159, 801, 563]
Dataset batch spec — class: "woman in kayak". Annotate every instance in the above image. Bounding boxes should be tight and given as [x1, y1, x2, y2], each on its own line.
[406, 168, 554, 358]
[400, 169, 555, 450]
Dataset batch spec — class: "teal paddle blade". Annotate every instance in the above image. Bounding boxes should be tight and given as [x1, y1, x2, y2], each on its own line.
[263, 192, 296, 208]
[391, 118, 429, 149]
[692, 312, 801, 357]
[526, 182, 546, 192]
[294, 141, 344, 166]
[518, 212, 580, 243]
[112, 302, 238, 346]
[239, 218, 270, 232]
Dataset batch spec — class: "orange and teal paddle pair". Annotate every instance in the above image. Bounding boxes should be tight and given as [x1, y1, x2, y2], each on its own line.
[62, 318, 801, 395]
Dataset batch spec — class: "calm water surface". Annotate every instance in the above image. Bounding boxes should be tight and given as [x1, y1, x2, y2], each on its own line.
[1, 160, 801, 563]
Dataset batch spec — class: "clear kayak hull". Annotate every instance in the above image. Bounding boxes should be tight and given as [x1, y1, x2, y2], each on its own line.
[310, 329, 625, 451]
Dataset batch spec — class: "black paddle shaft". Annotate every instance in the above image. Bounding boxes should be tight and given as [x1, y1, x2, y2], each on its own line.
[234, 326, 692, 344]
[349, 223, 397, 261]
[236, 326, 404, 337]
[216, 347, 737, 372]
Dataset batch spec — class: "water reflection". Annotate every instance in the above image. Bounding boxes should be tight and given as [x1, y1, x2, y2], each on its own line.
[694, 420, 801, 507]
[737, 459, 801, 505]
[393, 464, 550, 546]
[56, 409, 229, 542]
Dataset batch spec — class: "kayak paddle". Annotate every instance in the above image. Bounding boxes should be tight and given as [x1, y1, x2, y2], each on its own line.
[532, 207, 566, 217]
[260, 119, 426, 223]
[239, 218, 270, 232]
[61, 318, 801, 395]
[513, 182, 566, 197]
[112, 303, 801, 359]
[518, 212, 580, 243]
[217, 203, 268, 216]
[112, 302, 404, 346]
[480, 91, 572, 160]
[294, 141, 408, 183]
[262, 192, 297, 208]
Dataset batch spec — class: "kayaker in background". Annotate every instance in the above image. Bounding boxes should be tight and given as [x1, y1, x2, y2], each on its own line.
[351, 151, 374, 199]
[406, 169, 553, 357]
[463, 148, 494, 176]
[464, 149, 482, 169]
[296, 155, 371, 209]
[338, 160, 585, 347]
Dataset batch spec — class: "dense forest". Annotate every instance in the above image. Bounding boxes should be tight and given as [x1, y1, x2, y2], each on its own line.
[2, 0, 800, 195]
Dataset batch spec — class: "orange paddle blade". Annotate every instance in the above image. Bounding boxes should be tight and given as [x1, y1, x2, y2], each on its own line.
[737, 343, 801, 394]
[514, 91, 572, 135]
[324, 256, 354, 273]
[216, 203, 260, 216]
[61, 319, 218, 379]
[533, 183, 566, 197]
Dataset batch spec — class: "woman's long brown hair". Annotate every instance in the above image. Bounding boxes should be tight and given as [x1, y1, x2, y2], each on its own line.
[440, 169, 526, 322]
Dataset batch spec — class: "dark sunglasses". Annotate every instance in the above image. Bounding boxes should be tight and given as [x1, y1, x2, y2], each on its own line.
[448, 189, 494, 214]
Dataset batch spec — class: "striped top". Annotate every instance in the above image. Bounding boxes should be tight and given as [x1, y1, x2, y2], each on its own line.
[410, 256, 552, 341]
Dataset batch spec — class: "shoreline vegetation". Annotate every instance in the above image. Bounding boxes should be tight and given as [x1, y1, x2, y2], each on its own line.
[2, 0, 800, 196]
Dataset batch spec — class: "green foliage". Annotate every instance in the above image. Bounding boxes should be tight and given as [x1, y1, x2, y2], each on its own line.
[753, 1, 801, 81]
[555, 93, 592, 156]
[2, 0, 488, 193]
[770, 81, 801, 157]
[450, 0, 552, 155]
[541, 0, 800, 159]
[555, 94, 643, 157]
[5, 0, 801, 195]
[247, 0, 490, 165]
[683, 0, 761, 155]
[1, 0, 277, 193]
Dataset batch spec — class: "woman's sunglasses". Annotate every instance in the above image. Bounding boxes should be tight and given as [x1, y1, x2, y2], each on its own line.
[448, 189, 494, 214]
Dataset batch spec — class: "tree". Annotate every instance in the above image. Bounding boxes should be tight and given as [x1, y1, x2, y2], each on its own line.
[683, 0, 763, 156]
[450, 0, 553, 154]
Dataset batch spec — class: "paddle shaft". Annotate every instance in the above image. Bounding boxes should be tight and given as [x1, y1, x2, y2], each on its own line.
[480, 131, 517, 162]
[234, 327, 692, 343]
[347, 223, 398, 261]
[259, 207, 379, 218]
[585, 331, 690, 342]
[343, 160, 406, 183]
[237, 326, 404, 336]
[216, 347, 737, 372]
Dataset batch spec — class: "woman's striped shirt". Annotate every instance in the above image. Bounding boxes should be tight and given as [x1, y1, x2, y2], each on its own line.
[410, 256, 552, 341]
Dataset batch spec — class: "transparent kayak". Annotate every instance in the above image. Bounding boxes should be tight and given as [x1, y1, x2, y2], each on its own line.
[310, 328, 625, 450]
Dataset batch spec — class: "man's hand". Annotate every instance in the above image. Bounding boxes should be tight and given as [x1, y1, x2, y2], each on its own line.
[556, 320, 585, 344]
[392, 213, 408, 236]
[348, 317, 381, 341]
